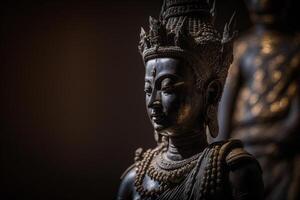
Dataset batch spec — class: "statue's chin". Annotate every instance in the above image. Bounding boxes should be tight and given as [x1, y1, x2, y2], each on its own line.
[153, 121, 187, 137]
[155, 126, 182, 137]
[153, 123, 165, 132]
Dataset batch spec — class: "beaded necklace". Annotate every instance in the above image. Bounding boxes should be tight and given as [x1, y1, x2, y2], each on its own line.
[134, 143, 202, 198]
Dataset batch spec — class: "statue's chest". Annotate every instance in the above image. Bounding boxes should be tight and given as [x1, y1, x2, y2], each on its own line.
[132, 175, 163, 200]
[132, 145, 229, 200]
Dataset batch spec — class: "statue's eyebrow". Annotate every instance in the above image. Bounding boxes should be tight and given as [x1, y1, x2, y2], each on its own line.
[144, 78, 151, 83]
[155, 73, 180, 83]
[173, 81, 185, 87]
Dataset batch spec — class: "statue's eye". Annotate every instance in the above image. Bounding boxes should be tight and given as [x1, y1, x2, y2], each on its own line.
[161, 78, 185, 95]
[161, 85, 174, 93]
[161, 78, 174, 94]
[144, 84, 152, 96]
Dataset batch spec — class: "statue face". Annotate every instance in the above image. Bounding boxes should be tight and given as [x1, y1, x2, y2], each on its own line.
[144, 58, 204, 136]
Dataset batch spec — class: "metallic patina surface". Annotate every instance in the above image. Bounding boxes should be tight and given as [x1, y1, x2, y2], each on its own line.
[117, 0, 264, 199]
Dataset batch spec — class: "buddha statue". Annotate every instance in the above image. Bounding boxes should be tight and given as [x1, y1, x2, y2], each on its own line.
[218, 0, 300, 200]
[117, 0, 264, 199]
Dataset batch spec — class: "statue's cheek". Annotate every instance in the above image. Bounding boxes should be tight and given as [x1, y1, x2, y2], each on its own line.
[161, 94, 180, 115]
[177, 104, 192, 124]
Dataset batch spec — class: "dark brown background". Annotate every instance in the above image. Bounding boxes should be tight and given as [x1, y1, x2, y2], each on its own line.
[1, 0, 286, 199]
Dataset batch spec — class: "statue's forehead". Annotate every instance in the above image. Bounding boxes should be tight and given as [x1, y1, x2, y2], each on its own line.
[145, 58, 182, 78]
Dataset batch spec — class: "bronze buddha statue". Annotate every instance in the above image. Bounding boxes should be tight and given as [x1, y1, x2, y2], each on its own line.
[117, 0, 264, 199]
[218, 0, 300, 199]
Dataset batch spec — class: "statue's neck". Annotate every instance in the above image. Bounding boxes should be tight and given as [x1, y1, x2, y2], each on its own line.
[165, 129, 207, 161]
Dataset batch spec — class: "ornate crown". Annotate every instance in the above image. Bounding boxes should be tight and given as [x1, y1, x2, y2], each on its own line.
[139, 0, 235, 80]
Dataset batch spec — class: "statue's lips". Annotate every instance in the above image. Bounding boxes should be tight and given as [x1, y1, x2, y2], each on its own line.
[151, 114, 165, 124]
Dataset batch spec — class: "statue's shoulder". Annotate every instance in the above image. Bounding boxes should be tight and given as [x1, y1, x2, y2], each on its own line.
[119, 147, 145, 180]
[209, 139, 263, 187]
[118, 146, 156, 187]
[196, 139, 260, 180]
[207, 139, 259, 169]
[189, 140, 263, 199]
[117, 147, 147, 199]
[117, 164, 136, 199]
[221, 140, 258, 168]
[118, 164, 136, 196]
[117, 146, 161, 199]
[120, 163, 136, 181]
[208, 140, 264, 199]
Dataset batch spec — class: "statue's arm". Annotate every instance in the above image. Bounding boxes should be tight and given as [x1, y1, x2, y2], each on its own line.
[227, 151, 264, 200]
[217, 60, 243, 141]
[116, 166, 136, 200]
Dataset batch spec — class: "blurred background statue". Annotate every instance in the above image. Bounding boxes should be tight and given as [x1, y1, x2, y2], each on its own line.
[218, 0, 300, 199]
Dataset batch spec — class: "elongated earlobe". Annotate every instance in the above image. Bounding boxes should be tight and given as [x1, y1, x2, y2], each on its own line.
[206, 105, 219, 138]
[207, 80, 222, 104]
[205, 80, 222, 138]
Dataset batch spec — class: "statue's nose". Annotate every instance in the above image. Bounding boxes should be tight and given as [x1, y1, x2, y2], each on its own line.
[148, 90, 162, 108]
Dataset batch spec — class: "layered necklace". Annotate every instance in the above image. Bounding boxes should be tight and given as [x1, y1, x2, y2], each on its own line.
[134, 134, 204, 198]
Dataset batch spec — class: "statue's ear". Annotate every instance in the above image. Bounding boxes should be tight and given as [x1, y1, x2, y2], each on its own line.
[205, 80, 221, 138]
[206, 79, 222, 105]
